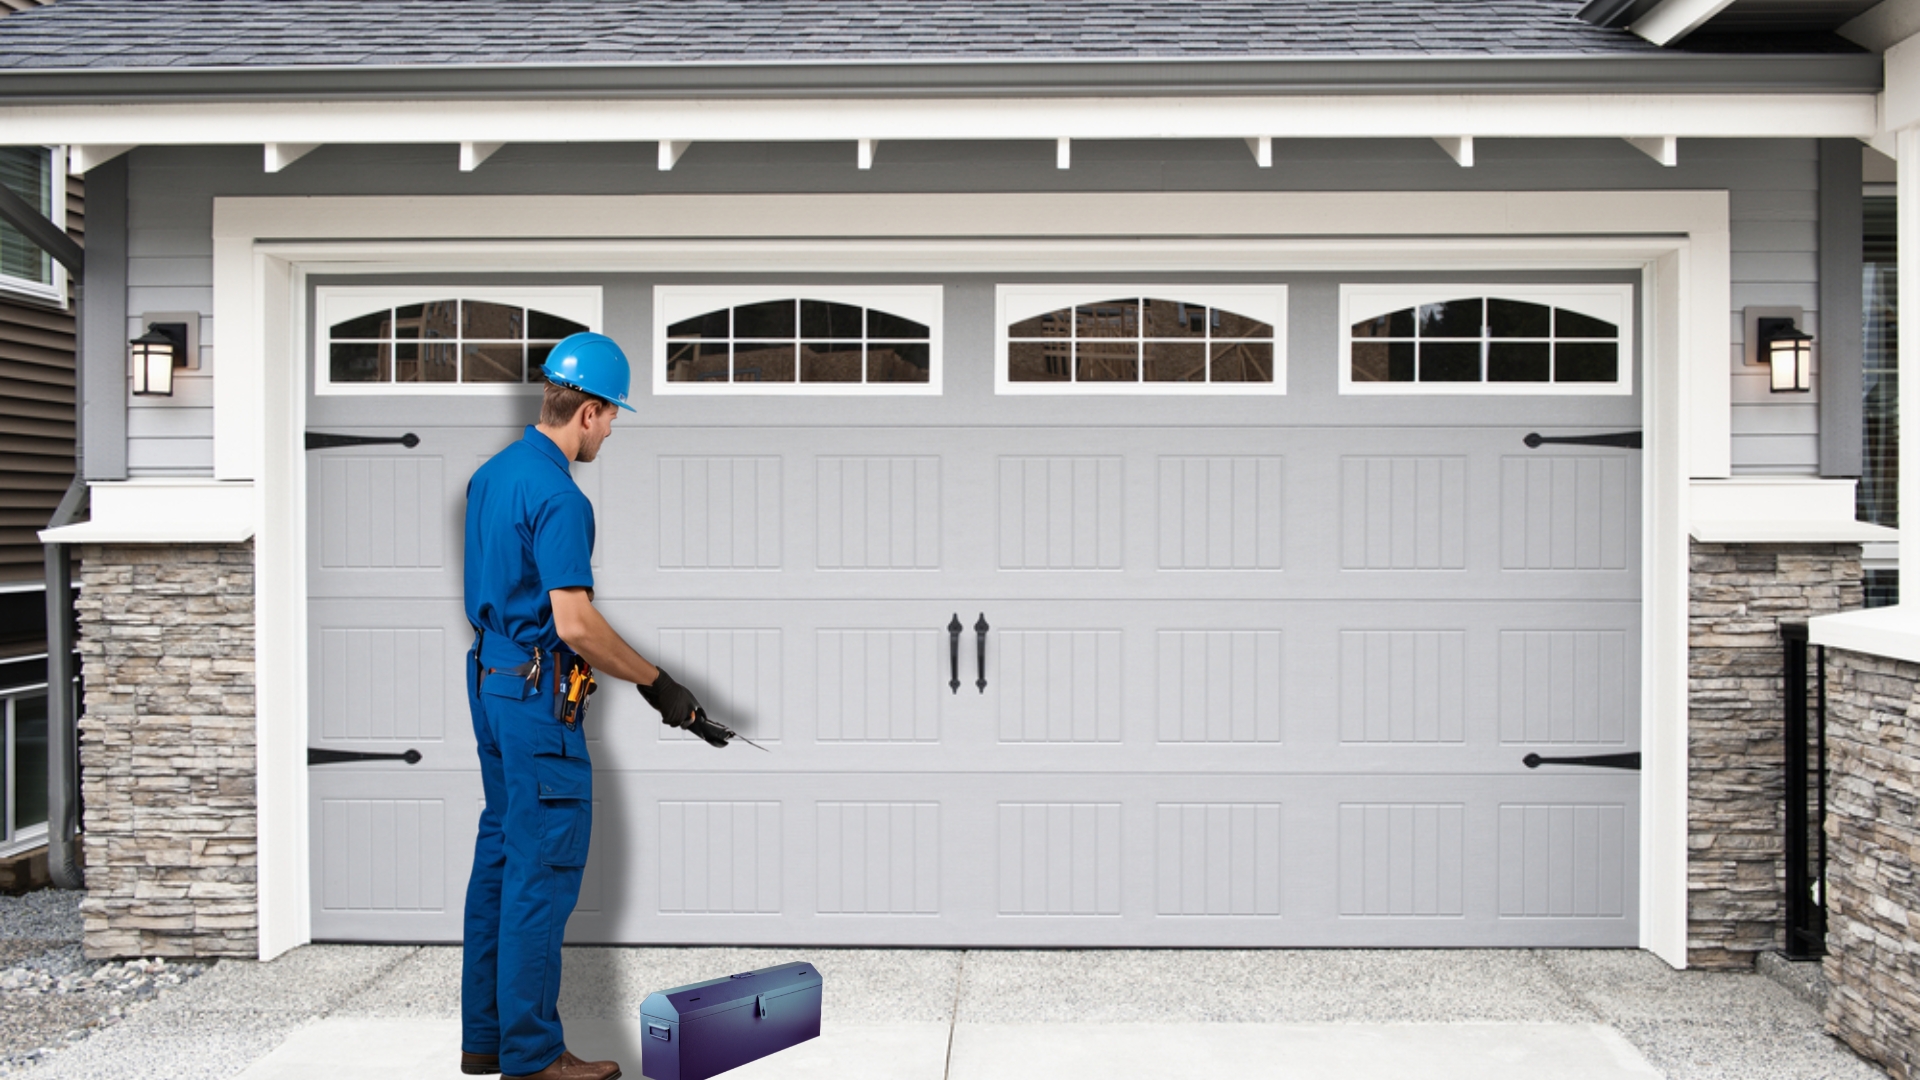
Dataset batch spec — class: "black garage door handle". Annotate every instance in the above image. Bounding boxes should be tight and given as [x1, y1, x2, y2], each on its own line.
[306, 432, 421, 451]
[1522, 431, 1641, 450]
[308, 748, 422, 766]
[1523, 752, 1640, 771]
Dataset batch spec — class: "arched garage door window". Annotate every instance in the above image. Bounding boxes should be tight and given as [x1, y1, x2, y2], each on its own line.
[653, 286, 942, 394]
[995, 285, 1287, 394]
[316, 286, 600, 393]
[1340, 284, 1633, 395]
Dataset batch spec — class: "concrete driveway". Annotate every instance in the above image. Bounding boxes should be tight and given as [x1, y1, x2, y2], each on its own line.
[8, 943, 1888, 1080]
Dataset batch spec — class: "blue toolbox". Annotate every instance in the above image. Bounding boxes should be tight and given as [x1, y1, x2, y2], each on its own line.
[640, 961, 821, 1080]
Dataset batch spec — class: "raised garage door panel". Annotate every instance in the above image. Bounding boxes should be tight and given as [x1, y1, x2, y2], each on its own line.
[306, 279, 1640, 949]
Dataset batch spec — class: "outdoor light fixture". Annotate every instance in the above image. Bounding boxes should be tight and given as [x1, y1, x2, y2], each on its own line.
[130, 323, 187, 397]
[1759, 317, 1813, 393]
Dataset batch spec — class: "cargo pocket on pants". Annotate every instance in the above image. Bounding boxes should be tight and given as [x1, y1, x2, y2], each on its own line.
[534, 753, 593, 868]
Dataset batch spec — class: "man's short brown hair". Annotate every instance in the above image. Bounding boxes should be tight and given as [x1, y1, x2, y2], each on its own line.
[541, 380, 610, 427]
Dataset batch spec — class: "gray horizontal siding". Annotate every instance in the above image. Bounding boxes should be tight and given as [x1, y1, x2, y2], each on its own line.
[123, 135, 1829, 477]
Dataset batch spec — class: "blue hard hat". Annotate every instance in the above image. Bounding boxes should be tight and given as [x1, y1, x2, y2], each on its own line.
[540, 332, 636, 411]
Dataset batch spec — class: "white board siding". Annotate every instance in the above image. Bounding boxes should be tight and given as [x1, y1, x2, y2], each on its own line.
[129, 137, 1822, 477]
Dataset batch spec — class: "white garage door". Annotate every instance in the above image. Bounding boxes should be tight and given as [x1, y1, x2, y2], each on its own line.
[305, 279, 1641, 947]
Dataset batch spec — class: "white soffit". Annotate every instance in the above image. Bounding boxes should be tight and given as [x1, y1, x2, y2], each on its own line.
[0, 92, 1880, 151]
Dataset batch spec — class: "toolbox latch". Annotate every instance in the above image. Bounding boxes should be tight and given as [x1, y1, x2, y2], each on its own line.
[756, 992, 769, 1018]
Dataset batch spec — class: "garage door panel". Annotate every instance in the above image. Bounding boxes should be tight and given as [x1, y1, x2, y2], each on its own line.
[309, 768, 478, 943]
[308, 598, 476, 764]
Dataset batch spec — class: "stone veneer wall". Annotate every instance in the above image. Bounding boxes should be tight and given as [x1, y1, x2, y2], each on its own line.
[1824, 649, 1920, 1080]
[1687, 541, 1860, 969]
[74, 542, 256, 959]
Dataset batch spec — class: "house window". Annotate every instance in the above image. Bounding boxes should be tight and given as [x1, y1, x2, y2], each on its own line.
[653, 286, 942, 394]
[1340, 285, 1633, 395]
[996, 285, 1287, 394]
[0, 146, 65, 305]
[315, 287, 600, 394]
[1, 682, 49, 857]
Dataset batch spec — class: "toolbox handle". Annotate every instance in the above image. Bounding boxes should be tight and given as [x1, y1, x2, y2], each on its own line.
[648, 1023, 671, 1042]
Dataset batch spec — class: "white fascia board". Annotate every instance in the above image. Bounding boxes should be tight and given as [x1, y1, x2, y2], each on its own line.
[37, 479, 254, 544]
[0, 92, 1878, 147]
[1630, 0, 1739, 46]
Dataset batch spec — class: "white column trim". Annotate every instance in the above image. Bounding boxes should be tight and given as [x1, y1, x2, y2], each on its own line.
[215, 189, 1723, 966]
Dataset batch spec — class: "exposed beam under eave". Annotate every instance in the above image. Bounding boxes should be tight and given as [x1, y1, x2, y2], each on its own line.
[0, 93, 1879, 150]
[858, 138, 876, 170]
[1245, 135, 1272, 168]
[1627, 136, 1678, 166]
[658, 139, 690, 170]
[1434, 136, 1473, 166]
[67, 143, 131, 174]
[264, 142, 317, 172]
[1056, 137, 1070, 169]
[460, 141, 502, 171]
[1629, 0, 1738, 46]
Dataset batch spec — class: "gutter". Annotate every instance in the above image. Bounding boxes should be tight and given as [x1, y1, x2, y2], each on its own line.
[0, 52, 1882, 104]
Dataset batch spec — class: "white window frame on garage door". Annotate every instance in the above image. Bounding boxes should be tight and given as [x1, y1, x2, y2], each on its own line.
[313, 285, 602, 397]
[652, 285, 943, 396]
[1340, 284, 1634, 396]
[995, 284, 1287, 395]
[210, 189, 1727, 970]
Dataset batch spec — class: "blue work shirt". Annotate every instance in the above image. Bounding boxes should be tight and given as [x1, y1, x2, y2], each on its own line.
[464, 426, 595, 653]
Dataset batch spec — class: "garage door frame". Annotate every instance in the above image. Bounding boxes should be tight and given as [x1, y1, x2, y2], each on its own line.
[210, 189, 1726, 966]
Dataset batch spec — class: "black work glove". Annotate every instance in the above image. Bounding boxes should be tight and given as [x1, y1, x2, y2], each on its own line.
[638, 668, 702, 730]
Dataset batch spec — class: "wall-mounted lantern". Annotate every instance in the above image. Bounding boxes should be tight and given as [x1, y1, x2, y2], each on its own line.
[1759, 316, 1814, 394]
[129, 323, 185, 396]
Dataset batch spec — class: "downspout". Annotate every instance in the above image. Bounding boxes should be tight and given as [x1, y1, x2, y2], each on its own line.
[0, 170, 88, 888]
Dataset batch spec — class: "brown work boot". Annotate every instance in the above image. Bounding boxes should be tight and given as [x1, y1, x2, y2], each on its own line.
[503, 1050, 621, 1080]
[461, 1051, 501, 1075]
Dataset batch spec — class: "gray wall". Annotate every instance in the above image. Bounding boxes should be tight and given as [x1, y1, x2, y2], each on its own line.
[123, 136, 1827, 477]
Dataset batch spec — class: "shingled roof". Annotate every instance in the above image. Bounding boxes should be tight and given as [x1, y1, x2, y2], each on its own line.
[0, 0, 1694, 68]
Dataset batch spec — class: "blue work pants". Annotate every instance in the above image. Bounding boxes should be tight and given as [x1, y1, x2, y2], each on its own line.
[461, 645, 594, 1075]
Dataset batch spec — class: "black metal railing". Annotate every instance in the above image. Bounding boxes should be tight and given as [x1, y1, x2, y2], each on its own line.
[1780, 622, 1827, 960]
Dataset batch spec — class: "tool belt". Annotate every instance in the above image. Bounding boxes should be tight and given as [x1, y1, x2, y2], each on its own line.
[472, 628, 594, 729]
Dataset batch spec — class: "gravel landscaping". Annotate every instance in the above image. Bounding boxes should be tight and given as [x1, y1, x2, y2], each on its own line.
[0, 888, 208, 1076]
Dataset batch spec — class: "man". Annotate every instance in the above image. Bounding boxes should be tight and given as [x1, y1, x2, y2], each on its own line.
[460, 332, 705, 1080]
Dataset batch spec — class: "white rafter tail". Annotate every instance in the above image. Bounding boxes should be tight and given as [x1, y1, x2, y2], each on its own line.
[1434, 136, 1474, 167]
[658, 140, 690, 171]
[460, 141, 504, 172]
[68, 144, 133, 175]
[857, 138, 877, 170]
[1627, 136, 1679, 167]
[1057, 137, 1072, 170]
[263, 143, 319, 173]
[1245, 135, 1273, 168]
[1629, 0, 1738, 46]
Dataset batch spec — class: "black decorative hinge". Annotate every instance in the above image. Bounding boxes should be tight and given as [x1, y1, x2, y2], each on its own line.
[305, 432, 421, 451]
[1523, 752, 1641, 771]
[1522, 431, 1641, 450]
[308, 748, 422, 766]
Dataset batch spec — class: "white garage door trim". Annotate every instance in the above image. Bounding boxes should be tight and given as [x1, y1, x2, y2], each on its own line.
[212, 189, 1725, 966]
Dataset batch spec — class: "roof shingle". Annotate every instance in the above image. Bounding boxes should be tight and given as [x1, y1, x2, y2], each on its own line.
[0, 0, 1684, 68]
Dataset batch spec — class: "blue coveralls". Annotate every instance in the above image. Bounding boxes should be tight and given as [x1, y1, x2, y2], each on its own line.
[461, 425, 598, 1076]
